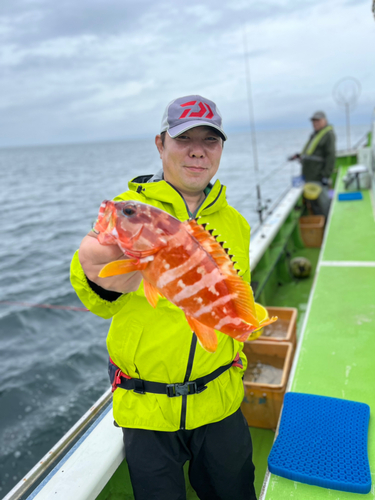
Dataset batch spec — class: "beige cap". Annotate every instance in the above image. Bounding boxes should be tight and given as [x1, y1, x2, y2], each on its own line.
[310, 111, 326, 120]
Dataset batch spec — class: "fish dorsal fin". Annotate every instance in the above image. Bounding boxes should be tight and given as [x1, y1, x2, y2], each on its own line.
[185, 220, 259, 327]
[185, 220, 238, 276]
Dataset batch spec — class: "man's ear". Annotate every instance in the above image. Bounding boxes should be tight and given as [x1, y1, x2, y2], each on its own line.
[155, 135, 163, 158]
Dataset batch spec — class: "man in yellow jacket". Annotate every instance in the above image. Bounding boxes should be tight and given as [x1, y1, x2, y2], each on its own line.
[71, 95, 257, 500]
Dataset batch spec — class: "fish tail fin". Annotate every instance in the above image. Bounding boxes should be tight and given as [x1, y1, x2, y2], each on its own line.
[224, 277, 259, 328]
[235, 315, 278, 342]
[259, 316, 278, 328]
[185, 220, 259, 327]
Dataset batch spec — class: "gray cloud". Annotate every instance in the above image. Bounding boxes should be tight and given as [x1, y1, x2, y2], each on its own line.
[1, 0, 147, 42]
[0, 0, 374, 147]
[1, 0, 317, 45]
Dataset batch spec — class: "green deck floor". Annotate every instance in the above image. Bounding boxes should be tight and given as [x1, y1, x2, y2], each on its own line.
[268, 246, 321, 336]
[249, 247, 321, 498]
[323, 176, 375, 262]
[261, 168, 375, 499]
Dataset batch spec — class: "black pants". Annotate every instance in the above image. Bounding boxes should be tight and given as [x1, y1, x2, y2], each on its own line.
[122, 408, 257, 500]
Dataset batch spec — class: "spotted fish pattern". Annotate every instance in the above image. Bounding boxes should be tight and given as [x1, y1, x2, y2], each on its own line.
[94, 200, 277, 352]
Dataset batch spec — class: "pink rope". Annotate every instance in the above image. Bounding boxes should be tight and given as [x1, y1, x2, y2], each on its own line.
[0, 301, 89, 312]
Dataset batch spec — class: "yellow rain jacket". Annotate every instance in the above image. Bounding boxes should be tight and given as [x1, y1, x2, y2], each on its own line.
[70, 176, 251, 431]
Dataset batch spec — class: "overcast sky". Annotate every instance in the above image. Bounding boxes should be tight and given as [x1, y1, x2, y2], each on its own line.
[0, 0, 374, 147]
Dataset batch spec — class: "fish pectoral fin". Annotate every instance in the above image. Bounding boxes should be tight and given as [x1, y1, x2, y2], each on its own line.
[98, 258, 148, 278]
[143, 280, 162, 308]
[186, 316, 218, 353]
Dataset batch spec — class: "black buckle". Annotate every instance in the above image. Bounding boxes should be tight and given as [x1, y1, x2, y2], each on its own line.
[166, 381, 207, 398]
[133, 379, 145, 394]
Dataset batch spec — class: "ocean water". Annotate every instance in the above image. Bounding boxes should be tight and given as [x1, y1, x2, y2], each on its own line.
[0, 124, 369, 496]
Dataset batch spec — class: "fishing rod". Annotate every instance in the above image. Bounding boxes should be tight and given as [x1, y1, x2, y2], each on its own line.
[242, 25, 267, 224]
[259, 160, 290, 187]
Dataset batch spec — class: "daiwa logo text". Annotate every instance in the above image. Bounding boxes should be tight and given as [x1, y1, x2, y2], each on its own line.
[179, 101, 214, 119]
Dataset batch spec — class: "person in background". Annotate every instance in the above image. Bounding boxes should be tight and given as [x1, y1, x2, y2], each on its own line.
[70, 95, 257, 500]
[289, 111, 336, 217]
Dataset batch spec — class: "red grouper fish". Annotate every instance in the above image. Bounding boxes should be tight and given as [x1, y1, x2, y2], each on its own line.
[94, 200, 277, 353]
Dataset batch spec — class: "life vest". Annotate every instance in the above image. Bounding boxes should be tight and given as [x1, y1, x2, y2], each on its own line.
[302, 126, 333, 157]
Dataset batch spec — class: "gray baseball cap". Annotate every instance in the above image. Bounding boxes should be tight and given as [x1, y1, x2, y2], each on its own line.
[310, 111, 327, 120]
[160, 95, 227, 141]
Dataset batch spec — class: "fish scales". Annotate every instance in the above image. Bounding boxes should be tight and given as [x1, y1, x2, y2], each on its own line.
[149, 250, 240, 335]
[150, 231, 234, 326]
[95, 200, 277, 352]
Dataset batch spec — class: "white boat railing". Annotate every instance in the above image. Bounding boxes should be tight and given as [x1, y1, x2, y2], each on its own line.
[250, 186, 303, 271]
[3, 388, 113, 500]
[24, 401, 125, 500]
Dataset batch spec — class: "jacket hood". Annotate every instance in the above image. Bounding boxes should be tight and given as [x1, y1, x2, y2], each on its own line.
[128, 174, 228, 218]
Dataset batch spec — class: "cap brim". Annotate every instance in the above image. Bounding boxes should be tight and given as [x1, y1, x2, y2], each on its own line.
[167, 121, 227, 141]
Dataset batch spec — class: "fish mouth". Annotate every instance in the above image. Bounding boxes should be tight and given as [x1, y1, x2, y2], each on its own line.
[94, 200, 117, 233]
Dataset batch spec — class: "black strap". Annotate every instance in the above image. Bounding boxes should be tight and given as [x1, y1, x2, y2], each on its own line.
[86, 276, 122, 302]
[116, 360, 235, 397]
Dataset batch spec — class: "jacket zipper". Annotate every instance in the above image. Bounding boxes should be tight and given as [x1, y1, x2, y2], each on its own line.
[180, 333, 197, 430]
[166, 182, 192, 218]
[166, 180, 222, 429]
[202, 185, 223, 211]
[166, 182, 223, 220]
[165, 181, 197, 430]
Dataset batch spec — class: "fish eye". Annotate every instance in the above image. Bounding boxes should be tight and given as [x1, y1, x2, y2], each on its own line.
[123, 205, 136, 217]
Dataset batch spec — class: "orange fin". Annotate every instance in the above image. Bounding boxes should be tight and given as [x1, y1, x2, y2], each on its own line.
[98, 258, 147, 278]
[224, 277, 259, 328]
[186, 315, 218, 353]
[143, 280, 162, 308]
[260, 316, 278, 328]
[241, 316, 279, 342]
[185, 220, 235, 272]
[251, 315, 278, 332]
[185, 220, 259, 327]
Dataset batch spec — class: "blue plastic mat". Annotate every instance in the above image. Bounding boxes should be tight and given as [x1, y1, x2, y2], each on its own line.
[268, 392, 371, 494]
[338, 192, 363, 201]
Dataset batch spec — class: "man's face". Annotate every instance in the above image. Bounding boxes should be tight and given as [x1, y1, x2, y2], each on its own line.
[155, 126, 223, 195]
[312, 118, 327, 132]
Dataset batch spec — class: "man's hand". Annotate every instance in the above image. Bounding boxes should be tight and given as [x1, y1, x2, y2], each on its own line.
[288, 153, 301, 161]
[78, 232, 143, 293]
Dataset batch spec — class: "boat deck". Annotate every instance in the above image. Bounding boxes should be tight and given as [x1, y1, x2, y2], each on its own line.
[260, 167, 375, 498]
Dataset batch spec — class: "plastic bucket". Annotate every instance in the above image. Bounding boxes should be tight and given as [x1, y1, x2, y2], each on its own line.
[299, 215, 325, 247]
[303, 182, 322, 200]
